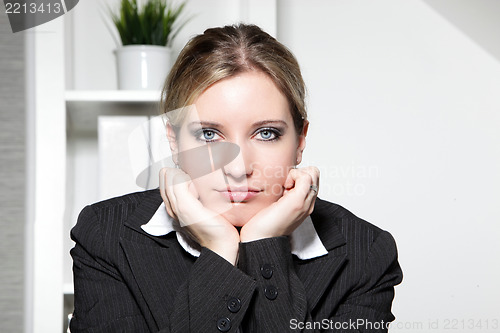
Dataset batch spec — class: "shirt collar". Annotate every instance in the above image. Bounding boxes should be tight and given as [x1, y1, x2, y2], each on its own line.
[141, 202, 328, 260]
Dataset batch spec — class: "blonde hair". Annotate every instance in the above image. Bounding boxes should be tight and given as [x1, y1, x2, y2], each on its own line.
[161, 23, 307, 134]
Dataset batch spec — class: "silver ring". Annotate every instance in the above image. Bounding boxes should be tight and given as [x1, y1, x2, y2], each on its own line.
[310, 185, 318, 194]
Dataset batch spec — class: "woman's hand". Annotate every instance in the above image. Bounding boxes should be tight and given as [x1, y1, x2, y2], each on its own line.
[159, 167, 240, 265]
[239, 166, 320, 242]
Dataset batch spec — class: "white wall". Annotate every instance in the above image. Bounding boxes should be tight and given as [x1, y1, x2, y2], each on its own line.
[278, 0, 500, 330]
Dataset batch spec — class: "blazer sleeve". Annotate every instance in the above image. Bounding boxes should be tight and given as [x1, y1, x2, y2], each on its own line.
[168, 248, 257, 333]
[237, 237, 309, 332]
[327, 231, 403, 332]
[237, 232, 402, 333]
[70, 205, 258, 333]
[70, 205, 151, 332]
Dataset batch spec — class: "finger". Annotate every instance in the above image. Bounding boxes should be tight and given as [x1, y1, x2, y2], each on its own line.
[287, 169, 313, 198]
[188, 180, 200, 199]
[164, 168, 188, 218]
[284, 168, 298, 190]
[295, 172, 314, 198]
[169, 170, 206, 223]
[301, 167, 320, 213]
[302, 166, 320, 188]
[164, 168, 183, 211]
[295, 167, 319, 200]
[159, 168, 176, 219]
[170, 170, 193, 204]
[283, 168, 314, 200]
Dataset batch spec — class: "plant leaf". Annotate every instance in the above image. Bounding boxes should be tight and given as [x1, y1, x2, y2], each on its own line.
[109, 0, 190, 46]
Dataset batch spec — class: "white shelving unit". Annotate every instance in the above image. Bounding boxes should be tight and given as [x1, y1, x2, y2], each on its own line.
[63, 90, 161, 330]
[28, 21, 162, 332]
[27, 1, 278, 331]
[63, 93, 161, 294]
[65, 90, 162, 102]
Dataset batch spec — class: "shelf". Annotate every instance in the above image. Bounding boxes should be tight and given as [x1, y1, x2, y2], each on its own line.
[65, 90, 162, 103]
[65, 90, 162, 133]
[63, 283, 74, 295]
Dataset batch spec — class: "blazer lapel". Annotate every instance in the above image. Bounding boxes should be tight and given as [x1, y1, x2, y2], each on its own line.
[120, 236, 192, 328]
[119, 190, 194, 329]
[295, 198, 348, 311]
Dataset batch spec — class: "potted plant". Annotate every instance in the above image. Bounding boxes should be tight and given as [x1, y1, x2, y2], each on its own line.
[109, 0, 189, 90]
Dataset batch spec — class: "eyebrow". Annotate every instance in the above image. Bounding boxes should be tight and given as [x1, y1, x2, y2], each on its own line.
[188, 120, 288, 128]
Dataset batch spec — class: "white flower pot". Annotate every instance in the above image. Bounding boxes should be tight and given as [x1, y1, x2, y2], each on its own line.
[114, 45, 172, 90]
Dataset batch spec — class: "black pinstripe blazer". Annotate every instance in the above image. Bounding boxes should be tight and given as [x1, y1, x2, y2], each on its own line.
[70, 189, 402, 332]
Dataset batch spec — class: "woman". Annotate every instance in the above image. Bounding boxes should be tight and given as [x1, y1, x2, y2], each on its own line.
[70, 24, 402, 332]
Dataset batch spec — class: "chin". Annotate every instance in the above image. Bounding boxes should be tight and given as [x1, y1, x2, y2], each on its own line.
[199, 192, 262, 227]
[220, 204, 257, 227]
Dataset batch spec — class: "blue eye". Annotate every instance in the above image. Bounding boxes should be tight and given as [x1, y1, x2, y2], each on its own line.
[195, 129, 221, 142]
[260, 130, 273, 139]
[203, 130, 215, 140]
[256, 128, 280, 141]
[194, 127, 281, 143]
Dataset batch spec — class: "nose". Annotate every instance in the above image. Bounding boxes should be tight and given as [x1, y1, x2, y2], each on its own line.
[222, 143, 253, 180]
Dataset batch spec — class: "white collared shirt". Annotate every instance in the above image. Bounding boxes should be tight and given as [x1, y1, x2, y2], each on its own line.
[141, 202, 328, 260]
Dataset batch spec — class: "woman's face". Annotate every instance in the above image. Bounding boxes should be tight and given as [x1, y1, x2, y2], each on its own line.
[167, 71, 307, 226]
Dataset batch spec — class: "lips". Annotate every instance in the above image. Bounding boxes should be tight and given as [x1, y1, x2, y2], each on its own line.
[218, 187, 261, 203]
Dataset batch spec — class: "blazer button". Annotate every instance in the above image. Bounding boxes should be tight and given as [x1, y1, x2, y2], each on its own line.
[264, 285, 278, 300]
[260, 264, 273, 279]
[216, 317, 231, 332]
[227, 297, 241, 313]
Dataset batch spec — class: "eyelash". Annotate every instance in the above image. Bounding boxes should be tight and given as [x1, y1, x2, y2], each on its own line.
[194, 128, 282, 143]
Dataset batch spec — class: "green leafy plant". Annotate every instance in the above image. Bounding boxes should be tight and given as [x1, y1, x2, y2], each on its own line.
[110, 0, 189, 46]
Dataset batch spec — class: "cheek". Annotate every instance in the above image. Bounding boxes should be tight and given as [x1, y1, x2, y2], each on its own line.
[188, 170, 229, 207]
[254, 156, 295, 196]
[190, 171, 222, 194]
[176, 142, 209, 178]
[190, 171, 235, 215]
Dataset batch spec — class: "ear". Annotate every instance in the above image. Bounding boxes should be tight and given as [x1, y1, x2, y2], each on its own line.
[295, 120, 309, 165]
[166, 122, 180, 165]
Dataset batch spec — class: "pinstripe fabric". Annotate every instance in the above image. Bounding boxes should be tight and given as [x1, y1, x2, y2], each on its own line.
[70, 189, 402, 332]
